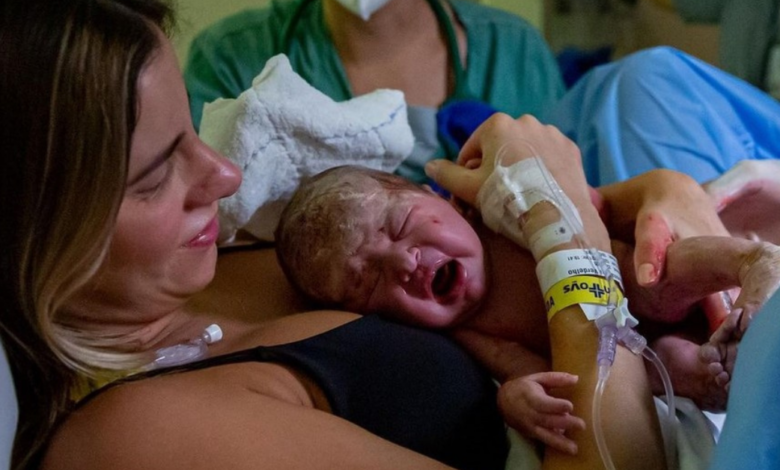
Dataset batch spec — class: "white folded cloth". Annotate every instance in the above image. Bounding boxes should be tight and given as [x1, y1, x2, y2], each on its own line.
[199, 54, 414, 243]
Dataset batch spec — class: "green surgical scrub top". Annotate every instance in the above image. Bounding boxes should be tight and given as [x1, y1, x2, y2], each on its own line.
[184, 0, 564, 181]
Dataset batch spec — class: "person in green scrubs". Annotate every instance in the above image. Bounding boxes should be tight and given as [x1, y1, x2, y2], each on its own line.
[184, 0, 565, 183]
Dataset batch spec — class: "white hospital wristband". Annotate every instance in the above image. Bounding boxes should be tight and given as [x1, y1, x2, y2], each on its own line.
[535, 249, 622, 295]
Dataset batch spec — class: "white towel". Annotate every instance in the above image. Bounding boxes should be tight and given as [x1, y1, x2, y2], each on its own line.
[199, 54, 414, 243]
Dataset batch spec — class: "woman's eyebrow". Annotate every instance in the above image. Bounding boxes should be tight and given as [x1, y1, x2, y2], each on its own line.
[127, 133, 184, 186]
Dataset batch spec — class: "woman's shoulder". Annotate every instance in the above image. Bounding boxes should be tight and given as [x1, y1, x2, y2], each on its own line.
[42, 309, 363, 470]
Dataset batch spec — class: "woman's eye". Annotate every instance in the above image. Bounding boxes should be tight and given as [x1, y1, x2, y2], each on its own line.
[137, 180, 163, 195]
[135, 165, 172, 198]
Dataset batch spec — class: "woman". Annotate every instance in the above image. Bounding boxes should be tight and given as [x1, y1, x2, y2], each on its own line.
[3, 2, 510, 469]
[1, 1, 770, 470]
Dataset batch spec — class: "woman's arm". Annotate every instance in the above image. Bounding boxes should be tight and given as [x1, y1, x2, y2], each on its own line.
[427, 114, 665, 470]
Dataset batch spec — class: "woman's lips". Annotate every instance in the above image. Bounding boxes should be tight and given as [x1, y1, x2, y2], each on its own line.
[183, 217, 219, 248]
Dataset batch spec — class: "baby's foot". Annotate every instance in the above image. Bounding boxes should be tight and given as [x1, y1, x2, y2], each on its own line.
[699, 311, 741, 399]
[651, 334, 729, 412]
[733, 242, 780, 333]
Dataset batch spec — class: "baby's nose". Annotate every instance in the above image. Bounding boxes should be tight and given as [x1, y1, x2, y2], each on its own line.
[387, 247, 420, 283]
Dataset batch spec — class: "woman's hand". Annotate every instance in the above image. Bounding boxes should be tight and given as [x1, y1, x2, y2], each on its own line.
[703, 160, 780, 245]
[424, 113, 610, 252]
[498, 372, 585, 456]
[425, 114, 588, 207]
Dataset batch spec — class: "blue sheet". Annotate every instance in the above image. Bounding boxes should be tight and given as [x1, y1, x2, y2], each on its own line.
[709, 289, 780, 469]
[543, 47, 780, 186]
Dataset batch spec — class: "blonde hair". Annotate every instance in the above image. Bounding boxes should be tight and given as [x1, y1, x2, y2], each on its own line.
[276, 165, 428, 305]
[0, 0, 173, 467]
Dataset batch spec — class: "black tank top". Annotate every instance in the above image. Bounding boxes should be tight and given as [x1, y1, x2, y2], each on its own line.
[83, 315, 508, 470]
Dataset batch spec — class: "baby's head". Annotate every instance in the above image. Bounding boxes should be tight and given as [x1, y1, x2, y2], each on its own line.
[276, 165, 487, 328]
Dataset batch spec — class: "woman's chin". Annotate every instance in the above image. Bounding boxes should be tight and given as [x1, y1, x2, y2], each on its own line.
[181, 246, 219, 293]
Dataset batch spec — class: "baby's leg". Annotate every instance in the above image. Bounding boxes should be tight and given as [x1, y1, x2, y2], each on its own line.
[658, 237, 780, 329]
[612, 238, 735, 326]
[626, 237, 780, 410]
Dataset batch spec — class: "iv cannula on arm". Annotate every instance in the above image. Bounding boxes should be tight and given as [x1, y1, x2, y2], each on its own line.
[476, 141, 667, 470]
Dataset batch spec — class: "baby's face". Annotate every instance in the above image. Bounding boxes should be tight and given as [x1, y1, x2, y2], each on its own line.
[336, 188, 487, 328]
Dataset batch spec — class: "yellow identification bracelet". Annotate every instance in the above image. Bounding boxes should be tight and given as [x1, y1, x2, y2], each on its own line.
[544, 275, 625, 322]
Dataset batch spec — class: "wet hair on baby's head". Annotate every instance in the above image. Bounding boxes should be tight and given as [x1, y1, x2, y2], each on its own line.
[275, 165, 427, 306]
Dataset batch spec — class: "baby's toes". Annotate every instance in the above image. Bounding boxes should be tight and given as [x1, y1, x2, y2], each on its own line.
[699, 342, 722, 364]
[713, 370, 730, 388]
[721, 341, 739, 376]
[706, 360, 723, 376]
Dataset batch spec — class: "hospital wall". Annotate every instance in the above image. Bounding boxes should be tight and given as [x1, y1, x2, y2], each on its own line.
[544, 0, 719, 67]
[172, 0, 719, 74]
[172, 0, 544, 65]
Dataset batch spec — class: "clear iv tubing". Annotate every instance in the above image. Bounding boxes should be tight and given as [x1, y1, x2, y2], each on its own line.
[593, 327, 677, 470]
[499, 146, 678, 470]
[144, 324, 223, 370]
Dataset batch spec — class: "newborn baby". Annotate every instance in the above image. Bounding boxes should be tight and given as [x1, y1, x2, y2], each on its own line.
[275, 165, 780, 449]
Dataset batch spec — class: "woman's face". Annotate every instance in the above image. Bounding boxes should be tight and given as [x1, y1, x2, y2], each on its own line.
[70, 37, 241, 322]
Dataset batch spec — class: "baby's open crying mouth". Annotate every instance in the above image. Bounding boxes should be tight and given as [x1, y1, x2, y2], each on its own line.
[432, 260, 459, 299]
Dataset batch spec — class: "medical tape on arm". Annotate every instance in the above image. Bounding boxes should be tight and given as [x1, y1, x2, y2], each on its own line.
[477, 157, 583, 259]
[476, 157, 632, 323]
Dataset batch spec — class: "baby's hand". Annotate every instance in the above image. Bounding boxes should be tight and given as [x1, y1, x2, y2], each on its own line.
[498, 372, 585, 455]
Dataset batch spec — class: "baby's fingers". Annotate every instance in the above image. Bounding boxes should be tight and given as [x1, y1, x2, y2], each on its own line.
[535, 412, 586, 433]
[528, 371, 579, 388]
[524, 372, 579, 414]
[534, 425, 581, 456]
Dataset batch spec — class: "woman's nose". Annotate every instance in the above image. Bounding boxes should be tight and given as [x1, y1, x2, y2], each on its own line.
[185, 141, 242, 208]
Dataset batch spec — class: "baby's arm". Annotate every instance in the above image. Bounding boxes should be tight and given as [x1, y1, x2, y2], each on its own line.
[451, 329, 585, 455]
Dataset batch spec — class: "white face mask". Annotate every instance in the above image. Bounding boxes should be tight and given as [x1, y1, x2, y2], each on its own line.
[333, 0, 394, 21]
